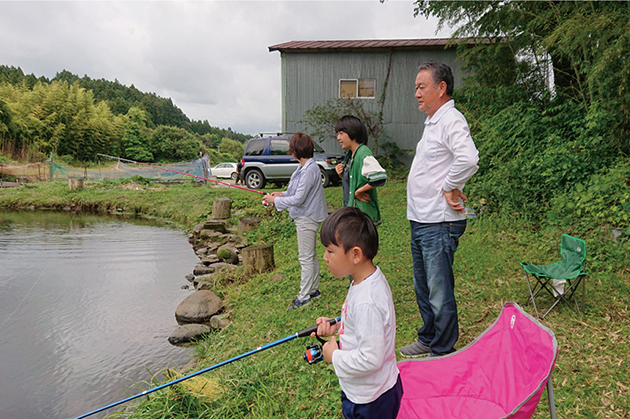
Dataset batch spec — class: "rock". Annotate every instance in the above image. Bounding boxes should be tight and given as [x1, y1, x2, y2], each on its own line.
[175, 290, 223, 324]
[192, 223, 204, 235]
[193, 264, 214, 276]
[185, 274, 195, 282]
[168, 324, 212, 345]
[199, 230, 225, 242]
[196, 280, 212, 290]
[208, 262, 229, 272]
[203, 220, 228, 233]
[210, 315, 230, 329]
[217, 245, 239, 265]
[195, 247, 209, 256]
[238, 217, 260, 234]
[201, 254, 220, 265]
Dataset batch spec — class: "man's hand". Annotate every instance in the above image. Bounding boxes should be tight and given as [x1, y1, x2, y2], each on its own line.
[443, 189, 467, 213]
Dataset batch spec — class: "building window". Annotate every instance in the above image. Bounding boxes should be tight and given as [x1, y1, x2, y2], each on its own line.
[339, 79, 376, 99]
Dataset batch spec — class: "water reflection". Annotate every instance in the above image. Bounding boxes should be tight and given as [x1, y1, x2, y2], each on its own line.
[0, 211, 198, 419]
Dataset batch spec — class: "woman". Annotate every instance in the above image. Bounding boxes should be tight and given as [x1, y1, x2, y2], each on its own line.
[262, 132, 328, 310]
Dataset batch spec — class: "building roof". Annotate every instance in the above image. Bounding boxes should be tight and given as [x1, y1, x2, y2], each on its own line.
[268, 38, 476, 53]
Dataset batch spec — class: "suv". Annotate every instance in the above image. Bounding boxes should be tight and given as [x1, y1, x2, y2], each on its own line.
[240, 134, 344, 190]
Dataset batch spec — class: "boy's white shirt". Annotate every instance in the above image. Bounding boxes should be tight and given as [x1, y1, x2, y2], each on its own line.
[332, 266, 399, 404]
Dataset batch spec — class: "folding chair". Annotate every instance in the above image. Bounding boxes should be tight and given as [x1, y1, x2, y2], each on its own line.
[521, 234, 588, 320]
[398, 302, 558, 419]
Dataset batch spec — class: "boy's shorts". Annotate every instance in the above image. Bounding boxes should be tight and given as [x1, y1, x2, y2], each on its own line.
[341, 374, 403, 419]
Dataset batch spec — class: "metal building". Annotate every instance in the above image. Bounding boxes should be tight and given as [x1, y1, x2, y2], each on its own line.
[268, 39, 468, 165]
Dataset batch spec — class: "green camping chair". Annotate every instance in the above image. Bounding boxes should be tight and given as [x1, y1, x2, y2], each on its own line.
[521, 234, 588, 319]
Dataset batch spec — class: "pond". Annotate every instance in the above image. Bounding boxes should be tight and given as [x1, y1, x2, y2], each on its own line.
[0, 211, 200, 419]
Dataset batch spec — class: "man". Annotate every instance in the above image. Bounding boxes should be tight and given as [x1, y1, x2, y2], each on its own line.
[400, 61, 479, 358]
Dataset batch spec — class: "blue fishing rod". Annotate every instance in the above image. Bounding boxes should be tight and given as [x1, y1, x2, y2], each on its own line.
[73, 317, 340, 419]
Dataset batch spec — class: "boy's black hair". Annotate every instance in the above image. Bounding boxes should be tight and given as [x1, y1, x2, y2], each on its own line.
[320, 207, 378, 260]
[334, 115, 368, 145]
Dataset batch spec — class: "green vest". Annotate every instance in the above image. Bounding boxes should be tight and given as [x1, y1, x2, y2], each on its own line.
[345, 144, 386, 225]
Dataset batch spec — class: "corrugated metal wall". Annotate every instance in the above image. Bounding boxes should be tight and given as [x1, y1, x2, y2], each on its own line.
[280, 49, 464, 165]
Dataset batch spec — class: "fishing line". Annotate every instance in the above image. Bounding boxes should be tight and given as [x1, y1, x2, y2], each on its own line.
[96, 153, 266, 195]
[73, 317, 340, 419]
[0, 212, 77, 332]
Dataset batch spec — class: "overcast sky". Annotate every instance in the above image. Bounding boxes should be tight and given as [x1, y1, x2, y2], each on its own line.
[0, 1, 450, 135]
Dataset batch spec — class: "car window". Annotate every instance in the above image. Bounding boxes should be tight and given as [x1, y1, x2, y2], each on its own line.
[245, 140, 265, 156]
[270, 139, 290, 156]
[313, 142, 325, 153]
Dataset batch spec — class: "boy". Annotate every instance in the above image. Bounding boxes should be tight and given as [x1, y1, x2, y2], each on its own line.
[334, 115, 387, 225]
[312, 207, 402, 419]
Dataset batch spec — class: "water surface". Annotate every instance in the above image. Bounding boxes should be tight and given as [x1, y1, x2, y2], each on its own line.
[0, 211, 199, 419]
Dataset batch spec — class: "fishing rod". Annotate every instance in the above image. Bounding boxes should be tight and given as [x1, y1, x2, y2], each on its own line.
[73, 317, 340, 419]
[96, 153, 266, 195]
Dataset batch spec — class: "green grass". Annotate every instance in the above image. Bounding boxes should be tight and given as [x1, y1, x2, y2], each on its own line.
[2, 179, 628, 418]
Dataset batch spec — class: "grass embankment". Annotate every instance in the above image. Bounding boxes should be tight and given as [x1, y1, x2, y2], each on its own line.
[1, 179, 628, 418]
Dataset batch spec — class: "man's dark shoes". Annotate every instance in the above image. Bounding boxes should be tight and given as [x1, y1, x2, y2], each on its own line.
[400, 341, 431, 358]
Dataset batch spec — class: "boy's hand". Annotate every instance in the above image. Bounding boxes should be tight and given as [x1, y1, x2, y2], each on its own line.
[310, 317, 337, 338]
[323, 336, 338, 364]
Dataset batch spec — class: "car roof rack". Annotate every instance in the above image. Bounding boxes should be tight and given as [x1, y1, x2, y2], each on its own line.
[257, 132, 294, 138]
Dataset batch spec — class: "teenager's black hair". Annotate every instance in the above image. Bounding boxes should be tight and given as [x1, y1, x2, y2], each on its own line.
[320, 207, 378, 260]
[334, 115, 368, 145]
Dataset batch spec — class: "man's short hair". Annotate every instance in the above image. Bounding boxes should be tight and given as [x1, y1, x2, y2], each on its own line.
[320, 207, 378, 260]
[418, 61, 454, 97]
[289, 132, 314, 159]
[334, 115, 368, 145]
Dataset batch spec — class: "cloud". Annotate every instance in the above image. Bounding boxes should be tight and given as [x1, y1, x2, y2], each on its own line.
[0, 1, 449, 135]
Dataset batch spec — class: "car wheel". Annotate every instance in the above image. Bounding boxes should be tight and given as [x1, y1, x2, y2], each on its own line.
[245, 169, 266, 190]
[319, 167, 330, 188]
[231, 172, 238, 180]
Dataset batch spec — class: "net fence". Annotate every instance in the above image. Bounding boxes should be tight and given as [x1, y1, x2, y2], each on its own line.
[0, 155, 211, 183]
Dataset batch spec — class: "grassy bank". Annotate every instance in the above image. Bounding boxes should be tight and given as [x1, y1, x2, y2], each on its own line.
[1, 179, 628, 418]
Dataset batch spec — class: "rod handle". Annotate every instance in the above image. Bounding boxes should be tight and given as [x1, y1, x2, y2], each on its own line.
[296, 317, 340, 338]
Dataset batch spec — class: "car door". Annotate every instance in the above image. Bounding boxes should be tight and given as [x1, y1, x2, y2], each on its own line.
[266, 139, 298, 178]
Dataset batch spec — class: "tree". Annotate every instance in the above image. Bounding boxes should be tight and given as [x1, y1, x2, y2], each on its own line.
[218, 137, 244, 162]
[121, 107, 152, 162]
[414, 0, 630, 153]
[151, 125, 203, 162]
[300, 98, 386, 155]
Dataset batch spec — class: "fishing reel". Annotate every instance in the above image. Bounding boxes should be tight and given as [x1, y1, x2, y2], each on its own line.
[303, 334, 327, 365]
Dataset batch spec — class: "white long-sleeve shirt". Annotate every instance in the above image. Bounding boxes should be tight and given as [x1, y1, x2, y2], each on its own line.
[407, 100, 479, 223]
[332, 267, 399, 404]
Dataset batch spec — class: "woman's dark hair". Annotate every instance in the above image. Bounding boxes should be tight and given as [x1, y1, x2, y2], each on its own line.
[334, 115, 368, 145]
[289, 132, 314, 159]
[320, 207, 378, 260]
